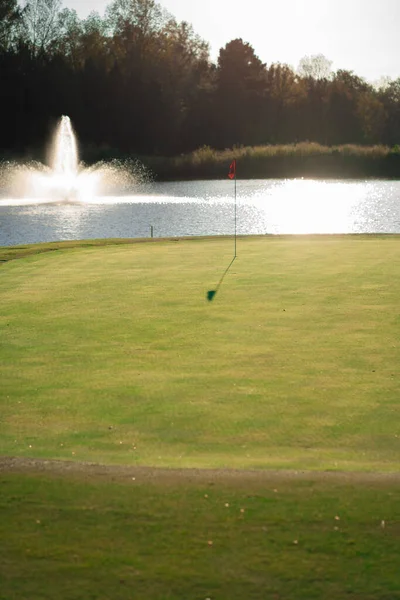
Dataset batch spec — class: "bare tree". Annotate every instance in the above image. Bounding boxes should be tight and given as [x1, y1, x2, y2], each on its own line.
[21, 0, 62, 56]
[298, 53, 333, 80]
[0, 0, 22, 51]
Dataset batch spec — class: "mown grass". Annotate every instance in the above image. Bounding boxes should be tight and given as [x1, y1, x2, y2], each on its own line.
[144, 143, 400, 180]
[1, 471, 399, 600]
[1, 235, 399, 471]
[1, 236, 399, 599]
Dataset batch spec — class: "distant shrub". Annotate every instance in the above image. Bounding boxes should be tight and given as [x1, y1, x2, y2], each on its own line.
[140, 143, 400, 180]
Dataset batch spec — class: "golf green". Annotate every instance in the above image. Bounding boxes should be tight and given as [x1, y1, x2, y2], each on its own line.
[1, 235, 399, 471]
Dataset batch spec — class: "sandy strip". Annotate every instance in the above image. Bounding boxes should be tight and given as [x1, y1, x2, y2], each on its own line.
[1, 456, 399, 487]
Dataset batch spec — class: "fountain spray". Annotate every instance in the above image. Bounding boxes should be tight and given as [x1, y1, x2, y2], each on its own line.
[52, 116, 78, 177]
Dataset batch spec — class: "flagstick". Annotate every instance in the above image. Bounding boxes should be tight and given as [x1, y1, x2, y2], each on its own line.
[206, 158, 237, 301]
[234, 161, 237, 258]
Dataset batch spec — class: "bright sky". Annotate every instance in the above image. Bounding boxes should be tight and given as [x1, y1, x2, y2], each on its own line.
[62, 0, 400, 82]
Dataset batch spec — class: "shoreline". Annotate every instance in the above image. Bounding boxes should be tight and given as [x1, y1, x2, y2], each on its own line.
[2, 143, 400, 182]
[2, 233, 400, 263]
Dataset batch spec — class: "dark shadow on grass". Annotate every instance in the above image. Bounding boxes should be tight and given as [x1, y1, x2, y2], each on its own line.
[207, 256, 237, 302]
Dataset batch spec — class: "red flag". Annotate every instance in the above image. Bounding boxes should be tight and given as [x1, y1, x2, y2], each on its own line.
[228, 159, 236, 180]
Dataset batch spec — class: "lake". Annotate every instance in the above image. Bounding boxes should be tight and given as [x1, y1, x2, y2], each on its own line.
[1, 179, 400, 246]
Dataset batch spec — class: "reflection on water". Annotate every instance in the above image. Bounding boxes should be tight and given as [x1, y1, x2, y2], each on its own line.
[1, 179, 400, 246]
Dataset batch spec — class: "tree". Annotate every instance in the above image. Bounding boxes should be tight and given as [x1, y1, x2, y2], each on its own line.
[334, 69, 371, 94]
[356, 92, 387, 143]
[21, 0, 63, 57]
[374, 75, 392, 92]
[154, 18, 211, 152]
[106, 0, 168, 63]
[0, 0, 22, 51]
[214, 38, 267, 147]
[54, 8, 83, 68]
[298, 54, 332, 80]
[324, 70, 372, 144]
[264, 62, 302, 142]
[105, 0, 167, 35]
[377, 78, 400, 145]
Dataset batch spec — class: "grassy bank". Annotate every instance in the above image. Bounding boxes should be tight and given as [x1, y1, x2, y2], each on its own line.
[142, 143, 400, 180]
[3, 142, 400, 180]
[1, 470, 399, 600]
[1, 236, 399, 471]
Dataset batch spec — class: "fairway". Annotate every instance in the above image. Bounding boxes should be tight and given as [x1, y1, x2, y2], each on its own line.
[1, 235, 400, 600]
[1, 235, 399, 471]
[1, 464, 399, 600]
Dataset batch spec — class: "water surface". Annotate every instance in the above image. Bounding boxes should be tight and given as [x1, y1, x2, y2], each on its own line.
[1, 179, 400, 246]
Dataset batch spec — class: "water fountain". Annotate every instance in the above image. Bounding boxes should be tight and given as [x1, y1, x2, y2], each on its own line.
[48, 115, 80, 196]
[0, 116, 148, 204]
[2, 116, 398, 247]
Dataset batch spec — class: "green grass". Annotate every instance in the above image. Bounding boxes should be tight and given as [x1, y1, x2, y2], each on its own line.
[1, 235, 399, 471]
[1, 236, 400, 599]
[1, 471, 399, 600]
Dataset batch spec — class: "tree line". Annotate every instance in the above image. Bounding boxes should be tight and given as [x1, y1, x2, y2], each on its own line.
[1, 0, 400, 161]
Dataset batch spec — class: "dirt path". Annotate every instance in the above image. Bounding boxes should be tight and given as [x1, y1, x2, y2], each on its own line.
[1, 456, 399, 487]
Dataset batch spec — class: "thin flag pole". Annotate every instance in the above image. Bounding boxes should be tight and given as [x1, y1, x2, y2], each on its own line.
[228, 157, 237, 258]
[206, 158, 237, 302]
[234, 160, 237, 258]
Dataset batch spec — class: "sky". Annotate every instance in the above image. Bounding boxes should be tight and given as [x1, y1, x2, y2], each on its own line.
[62, 0, 400, 83]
